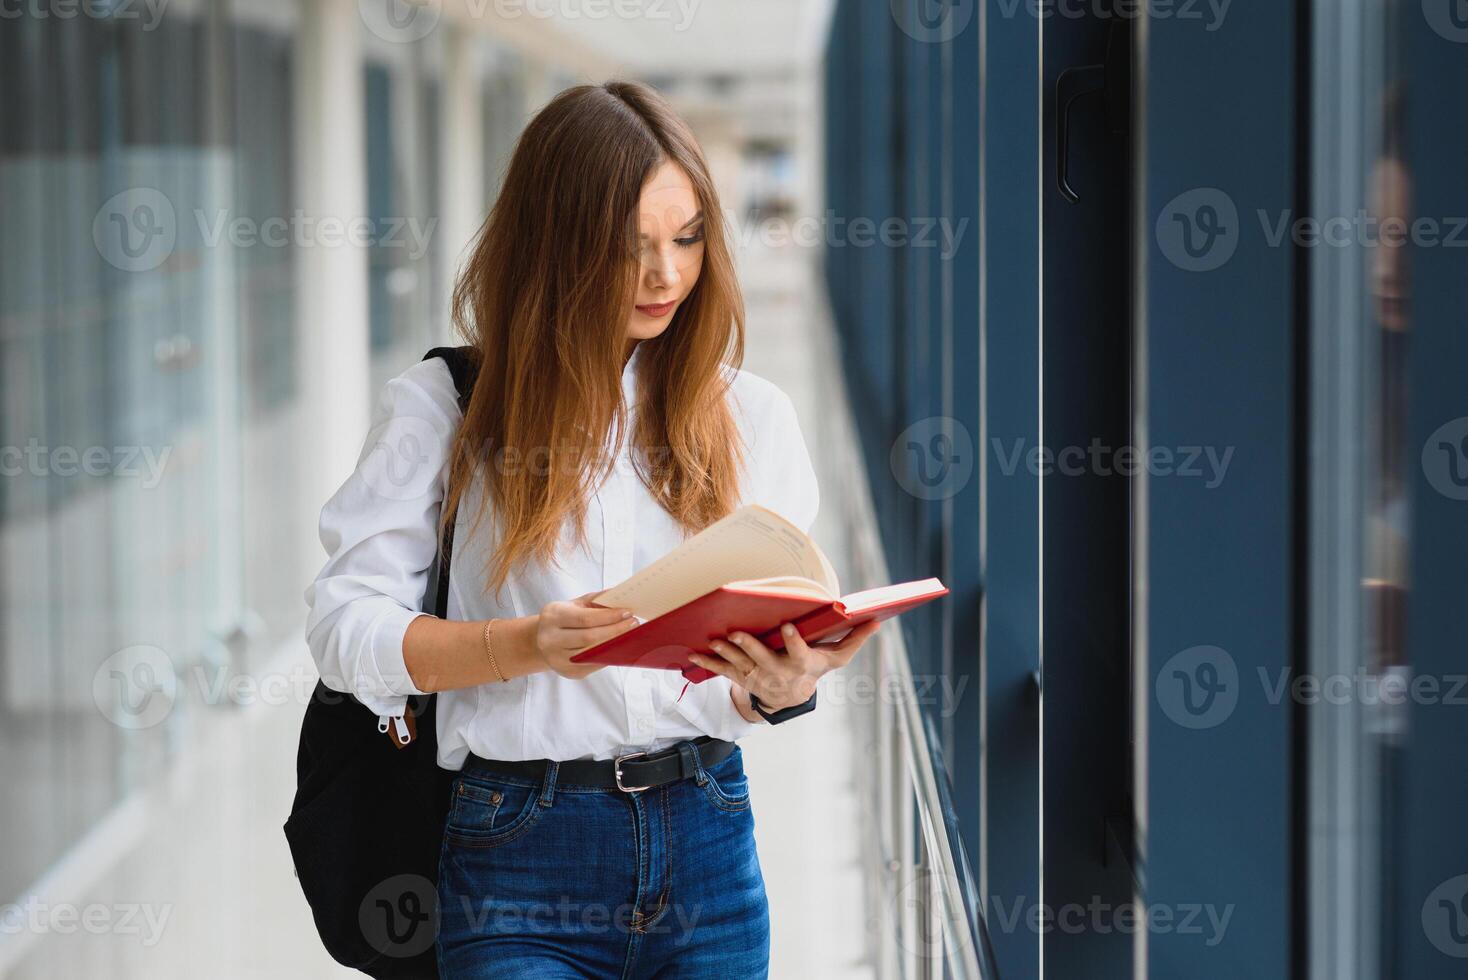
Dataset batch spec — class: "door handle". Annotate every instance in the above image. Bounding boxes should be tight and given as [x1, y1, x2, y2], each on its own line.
[1056, 64, 1106, 204]
[1056, 20, 1133, 204]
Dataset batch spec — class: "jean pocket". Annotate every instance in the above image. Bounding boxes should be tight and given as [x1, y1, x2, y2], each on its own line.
[443, 772, 544, 847]
[700, 751, 751, 812]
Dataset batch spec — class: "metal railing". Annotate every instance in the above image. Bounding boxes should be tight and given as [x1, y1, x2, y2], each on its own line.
[810, 305, 999, 980]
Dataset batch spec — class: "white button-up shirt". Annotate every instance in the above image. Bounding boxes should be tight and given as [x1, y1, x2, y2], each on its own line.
[303, 341, 820, 768]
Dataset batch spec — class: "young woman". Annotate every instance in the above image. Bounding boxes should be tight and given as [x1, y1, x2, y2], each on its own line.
[304, 80, 878, 979]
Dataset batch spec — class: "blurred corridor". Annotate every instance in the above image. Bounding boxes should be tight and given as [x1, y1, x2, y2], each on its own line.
[5, 2, 1468, 979]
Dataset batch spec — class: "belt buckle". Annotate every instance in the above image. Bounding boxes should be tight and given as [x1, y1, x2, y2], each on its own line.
[613, 751, 651, 792]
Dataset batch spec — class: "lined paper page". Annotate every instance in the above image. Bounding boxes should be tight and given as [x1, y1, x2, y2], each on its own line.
[594, 505, 841, 620]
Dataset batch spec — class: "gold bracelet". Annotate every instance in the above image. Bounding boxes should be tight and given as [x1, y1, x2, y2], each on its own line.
[483, 619, 508, 683]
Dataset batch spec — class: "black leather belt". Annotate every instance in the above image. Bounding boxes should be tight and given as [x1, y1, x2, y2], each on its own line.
[462, 735, 735, 792]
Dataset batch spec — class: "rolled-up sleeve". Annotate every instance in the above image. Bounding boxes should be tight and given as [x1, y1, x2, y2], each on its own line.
[669, 672, 766, 740]
[303, 357, 462, 718]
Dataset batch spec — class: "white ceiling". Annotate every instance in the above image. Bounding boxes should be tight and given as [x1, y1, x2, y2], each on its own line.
[541, 0, 835, 77]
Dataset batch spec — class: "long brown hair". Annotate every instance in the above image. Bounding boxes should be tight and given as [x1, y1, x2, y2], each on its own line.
[444, 80, 747, 600]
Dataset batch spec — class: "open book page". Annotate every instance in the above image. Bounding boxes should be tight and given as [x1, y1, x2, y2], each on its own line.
[595, 505, 841, 620]
[840, 577, 947, 614]
[722, 575, 836, 603]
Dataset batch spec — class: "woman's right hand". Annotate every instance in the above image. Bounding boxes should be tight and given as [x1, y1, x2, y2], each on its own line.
[531, 592, 640, 679]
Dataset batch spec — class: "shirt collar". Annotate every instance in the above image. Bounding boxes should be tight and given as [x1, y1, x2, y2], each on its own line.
[621, 340, 645, 401]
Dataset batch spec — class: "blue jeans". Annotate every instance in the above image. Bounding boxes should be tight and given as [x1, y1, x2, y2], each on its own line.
[435, 740, 771, 979]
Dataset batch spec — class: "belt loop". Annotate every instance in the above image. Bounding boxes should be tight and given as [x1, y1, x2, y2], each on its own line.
[681, 740, 708, 786]
[538, 760, 559, 807]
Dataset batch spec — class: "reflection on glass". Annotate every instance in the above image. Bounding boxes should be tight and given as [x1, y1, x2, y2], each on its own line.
[1361, 12, 1410, 976]
[1364, 80, 1409, 679]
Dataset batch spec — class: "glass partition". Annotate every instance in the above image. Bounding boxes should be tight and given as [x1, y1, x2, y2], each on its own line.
[0, 0, 304, 905]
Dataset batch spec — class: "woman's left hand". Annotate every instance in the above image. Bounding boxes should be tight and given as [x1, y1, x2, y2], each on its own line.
[688, 619, 882, 711]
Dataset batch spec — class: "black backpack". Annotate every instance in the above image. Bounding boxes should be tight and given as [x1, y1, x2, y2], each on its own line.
[283, 346, 478, 979]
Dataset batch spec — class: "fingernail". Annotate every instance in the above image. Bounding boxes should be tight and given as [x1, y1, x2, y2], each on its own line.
[621, 610, 634, 618]
[782, 624, 795, 636]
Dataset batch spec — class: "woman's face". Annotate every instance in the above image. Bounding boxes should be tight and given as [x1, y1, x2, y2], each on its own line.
[1368, 155, 1412, 332]
[626, 160, 706, 342]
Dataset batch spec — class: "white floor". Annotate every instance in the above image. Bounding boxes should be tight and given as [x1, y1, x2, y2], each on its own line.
[2, 246, 875, 980]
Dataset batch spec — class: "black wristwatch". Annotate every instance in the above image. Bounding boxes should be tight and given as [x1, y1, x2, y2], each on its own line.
[748, 688, 818, 725]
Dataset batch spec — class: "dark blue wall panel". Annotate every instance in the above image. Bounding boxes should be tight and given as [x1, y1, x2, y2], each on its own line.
[1141, 5, 1297, 977]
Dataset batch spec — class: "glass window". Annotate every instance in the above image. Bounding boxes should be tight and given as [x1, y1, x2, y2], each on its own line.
[0, 0, 302, 904]
[481, 48, 526, 205]
[362, 27, 442, 389]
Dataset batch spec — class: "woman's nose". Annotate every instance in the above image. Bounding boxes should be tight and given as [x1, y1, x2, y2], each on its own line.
[645, 247, 682, 289]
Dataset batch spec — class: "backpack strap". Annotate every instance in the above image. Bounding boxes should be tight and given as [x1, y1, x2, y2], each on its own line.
[377, 347, 482, 747]
[425, 345, 479, 414]
[422, 346, 479, 621]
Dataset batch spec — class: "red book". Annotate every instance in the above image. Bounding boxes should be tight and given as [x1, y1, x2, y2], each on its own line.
[569, 505, 948, 682]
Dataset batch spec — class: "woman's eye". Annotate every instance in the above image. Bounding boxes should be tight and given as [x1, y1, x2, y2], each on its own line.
[674, 232, 705, 249]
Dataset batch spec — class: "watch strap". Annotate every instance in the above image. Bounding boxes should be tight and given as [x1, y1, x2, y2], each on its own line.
[749, 688, 818, 725]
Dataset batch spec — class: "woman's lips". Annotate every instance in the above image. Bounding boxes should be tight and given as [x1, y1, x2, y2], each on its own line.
[636, 301, 678, 318]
